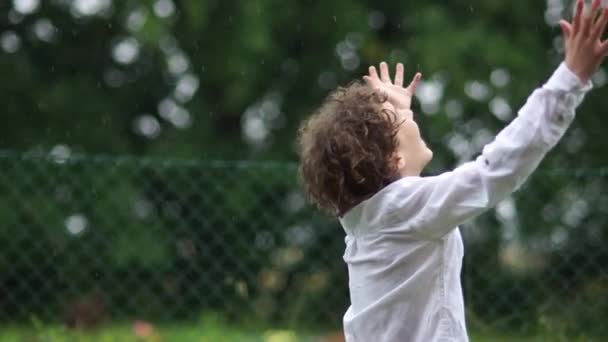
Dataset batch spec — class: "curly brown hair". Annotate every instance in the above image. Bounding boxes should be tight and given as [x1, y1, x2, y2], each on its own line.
[297, 82, 402, 217]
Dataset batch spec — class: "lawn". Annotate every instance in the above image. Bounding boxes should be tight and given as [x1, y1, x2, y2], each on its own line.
[0, 321, 595, 342]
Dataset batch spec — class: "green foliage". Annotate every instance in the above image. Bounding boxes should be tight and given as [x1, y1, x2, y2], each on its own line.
[2, 0, 608, 338]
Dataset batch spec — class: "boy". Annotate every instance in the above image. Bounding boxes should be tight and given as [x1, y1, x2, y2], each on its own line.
[296, 0, 608, 341]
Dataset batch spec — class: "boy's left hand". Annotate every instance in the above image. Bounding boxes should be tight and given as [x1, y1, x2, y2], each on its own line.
[363, 62, 422, 110]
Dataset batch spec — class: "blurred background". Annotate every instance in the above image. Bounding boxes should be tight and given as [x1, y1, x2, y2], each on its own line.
[1, 0, 608, 341]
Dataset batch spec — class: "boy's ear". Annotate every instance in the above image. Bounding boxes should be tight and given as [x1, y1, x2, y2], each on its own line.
[396, 155, 406, 170]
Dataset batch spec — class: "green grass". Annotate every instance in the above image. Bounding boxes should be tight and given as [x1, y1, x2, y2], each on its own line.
[471, 334, 547, 342]
[0, 319, 310, 342]
[0, 322, 599, 342]
[0, 326, 539, 342]
[0, 324, 268, 342]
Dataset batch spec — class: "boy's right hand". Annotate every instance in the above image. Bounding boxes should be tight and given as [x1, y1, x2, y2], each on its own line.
[363, 62, 422, 111]
[560, 0, 608, 83]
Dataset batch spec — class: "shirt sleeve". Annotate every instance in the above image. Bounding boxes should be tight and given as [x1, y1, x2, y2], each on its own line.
[385, 63, 593, 239]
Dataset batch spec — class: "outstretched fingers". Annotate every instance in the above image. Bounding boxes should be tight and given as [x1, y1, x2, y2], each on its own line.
[592, 7, 608, 41]
[380, 62, 392, 83]
[573, 0, 584, 35]
[363, 75, 380, 88]
[560, 19, 573, 39]
[394, 63, 404, 87]
[583, 0, 602, 36]
[600, 39, 608, 55]
[369, 66, 379, 80]
[364, 66, 382, 88]
[405, 73, 422, 95]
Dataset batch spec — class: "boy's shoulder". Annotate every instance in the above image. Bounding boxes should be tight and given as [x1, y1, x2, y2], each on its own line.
[340, 175, 442, 233]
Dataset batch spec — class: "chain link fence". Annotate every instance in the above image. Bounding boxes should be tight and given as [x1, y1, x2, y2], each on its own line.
[0, 150, 607, 339]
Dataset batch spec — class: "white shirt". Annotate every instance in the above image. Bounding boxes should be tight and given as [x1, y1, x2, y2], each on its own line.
[339, 63, 592, 342]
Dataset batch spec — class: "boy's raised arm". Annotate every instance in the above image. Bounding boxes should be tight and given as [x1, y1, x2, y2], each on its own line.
[385, 0, 608, 239]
